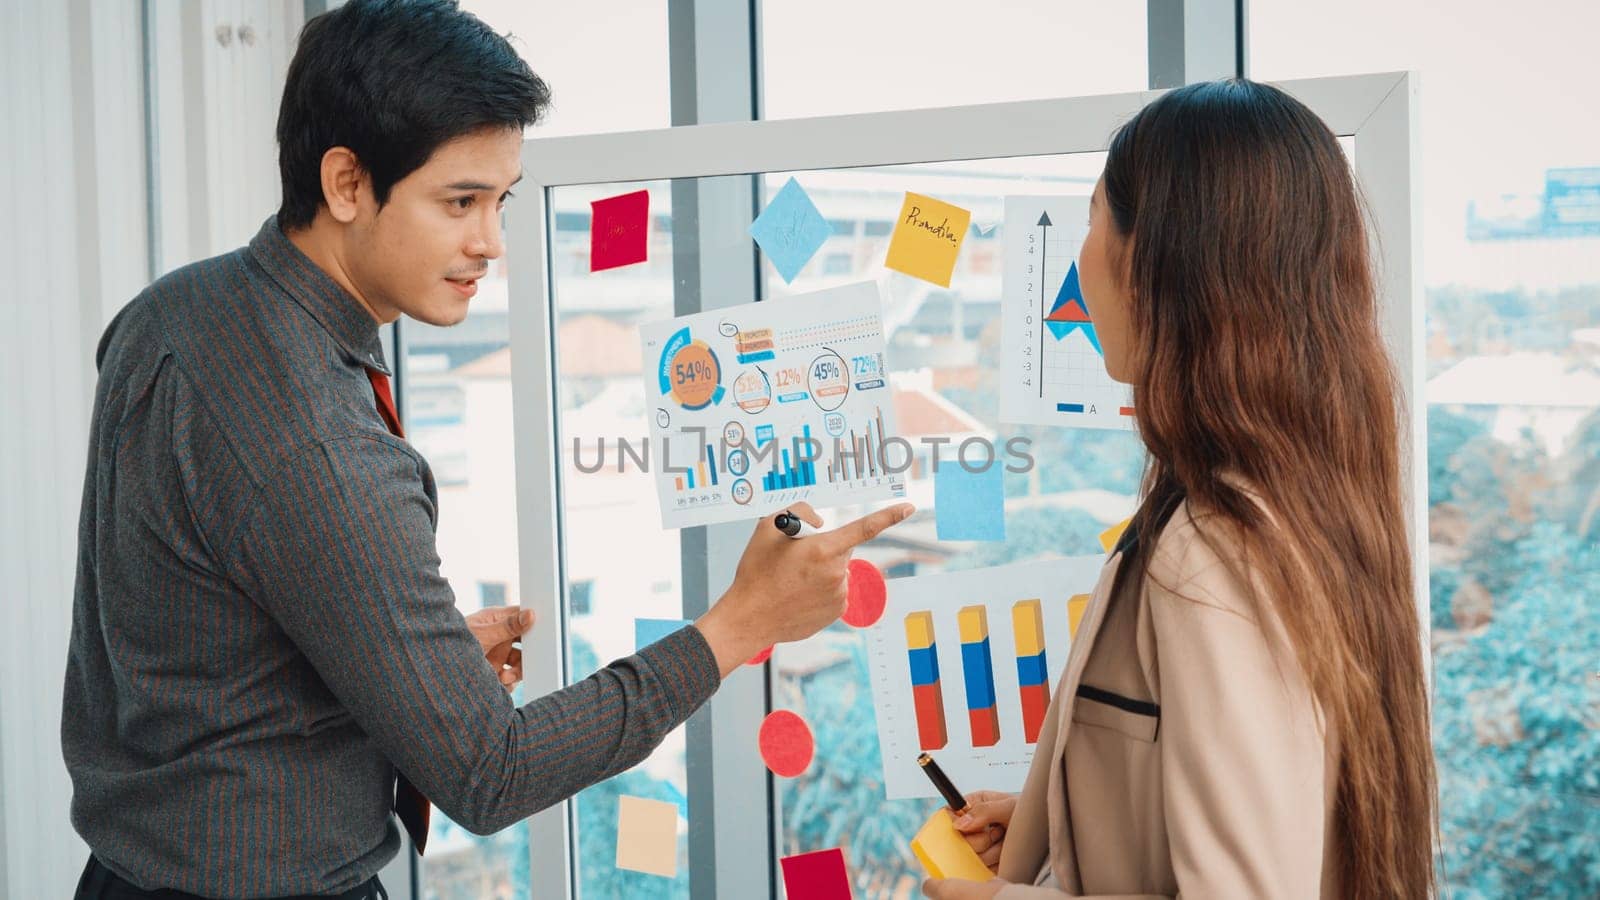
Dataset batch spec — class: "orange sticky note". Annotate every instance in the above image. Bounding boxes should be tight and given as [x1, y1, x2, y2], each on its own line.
[884, 192, 971, 288]
[910, 808, 994, 882]
[616, 795, 678, 877]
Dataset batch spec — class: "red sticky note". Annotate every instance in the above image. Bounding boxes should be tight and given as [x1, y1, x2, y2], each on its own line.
[746, 645, 774, 666]
[841, 559, 887, 628]
[780, 847, 853, 900]
[759, 710, 814, 778]
[590, 189, 649, 272]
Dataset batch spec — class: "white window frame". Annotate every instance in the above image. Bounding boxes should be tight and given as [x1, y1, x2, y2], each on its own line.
[506, 70, 1425, 899]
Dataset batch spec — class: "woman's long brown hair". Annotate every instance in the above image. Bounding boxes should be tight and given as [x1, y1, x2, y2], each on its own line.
[1102, 79, 1437, 897]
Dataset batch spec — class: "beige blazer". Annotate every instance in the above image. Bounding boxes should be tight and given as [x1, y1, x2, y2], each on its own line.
[995, 500, 1341, 899]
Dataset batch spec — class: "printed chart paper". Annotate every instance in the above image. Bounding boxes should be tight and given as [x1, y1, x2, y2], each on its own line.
[865, 556, 1105, 800]
[999, 195, 1134, 429]
[639, 281, 907, 528]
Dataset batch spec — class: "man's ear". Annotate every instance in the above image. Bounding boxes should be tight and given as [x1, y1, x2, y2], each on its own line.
[319, 146, 366, 224]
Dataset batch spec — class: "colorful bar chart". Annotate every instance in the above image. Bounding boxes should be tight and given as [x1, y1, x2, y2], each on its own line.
[823, 405, 890, 483]
[1011, 600, 1050, 744]
[672, 443, 722, 492]
[905, 612, 948, 750]
[762, 424, 817, 491]
[958, 605, 1001, 747]
[867, 556, 1108, 800]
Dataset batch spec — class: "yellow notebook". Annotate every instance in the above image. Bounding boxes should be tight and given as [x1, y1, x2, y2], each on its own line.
[910, 808, 995, 882]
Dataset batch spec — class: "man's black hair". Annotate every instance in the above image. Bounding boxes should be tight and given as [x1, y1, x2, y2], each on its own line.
[275, 0, 550, 230]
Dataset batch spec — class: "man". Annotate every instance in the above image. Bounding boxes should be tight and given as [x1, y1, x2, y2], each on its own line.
[62, 2, 911, 897]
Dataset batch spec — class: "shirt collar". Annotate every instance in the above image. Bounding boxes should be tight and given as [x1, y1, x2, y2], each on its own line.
[247, 216, 391, 375]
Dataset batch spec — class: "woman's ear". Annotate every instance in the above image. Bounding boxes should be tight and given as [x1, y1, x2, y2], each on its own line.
[319, 147, 366, 224]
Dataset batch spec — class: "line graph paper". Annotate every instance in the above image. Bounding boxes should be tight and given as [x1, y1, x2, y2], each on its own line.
[1000, 195, 1134, 429]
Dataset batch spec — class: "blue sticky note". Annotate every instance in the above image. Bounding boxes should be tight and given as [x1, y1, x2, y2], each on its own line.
[748, 177, 833, 283]
[635, 618, 693, 650]
[935, 463, 1006, 541]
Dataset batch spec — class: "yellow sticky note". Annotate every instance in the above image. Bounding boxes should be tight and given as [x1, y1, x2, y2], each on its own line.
[616, 795, 679, 878]
[911, 808, 995, 882]
[1068, 594, 1091, 639]
[885, 192, 971, 287]
[1099, 517, 1132, 553]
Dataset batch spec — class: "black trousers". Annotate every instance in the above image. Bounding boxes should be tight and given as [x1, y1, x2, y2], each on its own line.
[74, 856, 388, 900]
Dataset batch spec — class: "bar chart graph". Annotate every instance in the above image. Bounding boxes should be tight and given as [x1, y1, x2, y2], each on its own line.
[640, 282, 907, 528]
[866, 555, 1107, 799]
[761, 424, 817, 492]
[672, 439, 725, 492]
[959, 606, 1001, 747]
[904, 611, 948, 751]
[822, 404, 892, 485]
[1012, 599, 1050, 743]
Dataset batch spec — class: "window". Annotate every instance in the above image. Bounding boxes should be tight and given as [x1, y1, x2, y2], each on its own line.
[570, 579, 595, 616]
[760, 0, 1148, 118]
[411, 4, 674, 899]
[757, 158, 1144, 895]
[549, 181, 691, 898]
[1251, 2, 1600, 896]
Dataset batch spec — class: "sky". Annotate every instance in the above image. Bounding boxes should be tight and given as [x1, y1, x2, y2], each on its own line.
[463, 0, 1600, 291]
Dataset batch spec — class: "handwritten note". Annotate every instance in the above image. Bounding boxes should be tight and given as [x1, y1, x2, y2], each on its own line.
[749, 177, 833, 283]
[884, 191, 971, 288]
[590, 189, 650, 272]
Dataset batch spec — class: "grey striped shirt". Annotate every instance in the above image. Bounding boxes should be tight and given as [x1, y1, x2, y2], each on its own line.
[62, 217, 721, 897]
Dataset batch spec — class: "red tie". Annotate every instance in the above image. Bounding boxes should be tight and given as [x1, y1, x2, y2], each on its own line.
[366, 367, 431, 855]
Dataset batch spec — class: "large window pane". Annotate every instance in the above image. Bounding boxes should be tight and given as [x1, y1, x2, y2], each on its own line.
[463, 1, 669, 137]
[1252, 3, 1600, 897]
[760, 0, 1149, 119]
[414, 4, 673, 898]
[403, 246, 531, 900]
[549, 181, 692, 899]
[759, 156, 1143, 898]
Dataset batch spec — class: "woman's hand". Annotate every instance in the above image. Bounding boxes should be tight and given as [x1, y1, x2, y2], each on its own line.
[922, 877, 1008, 899]
[953, 791, 1017, 872]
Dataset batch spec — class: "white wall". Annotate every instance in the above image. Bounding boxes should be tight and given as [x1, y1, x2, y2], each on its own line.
[0, 1, 149, 894]
[0, 1, 310, 893]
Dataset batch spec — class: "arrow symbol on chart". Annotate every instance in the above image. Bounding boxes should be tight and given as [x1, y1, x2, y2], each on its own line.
[1037, 211, 1052, 398]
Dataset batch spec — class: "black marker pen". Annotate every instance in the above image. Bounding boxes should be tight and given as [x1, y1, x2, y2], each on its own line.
[917, 752, 968, 814]
[773, 510, 816, 538]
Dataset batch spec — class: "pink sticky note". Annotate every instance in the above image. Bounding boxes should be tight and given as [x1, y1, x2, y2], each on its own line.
[841, 559, 887, 628]
[758, 710, 814, 778]
[590, 189, 650, 272]
[780, 847, 853, 900]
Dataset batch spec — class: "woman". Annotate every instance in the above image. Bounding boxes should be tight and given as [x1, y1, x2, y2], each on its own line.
[923, 78, 1436, 899]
